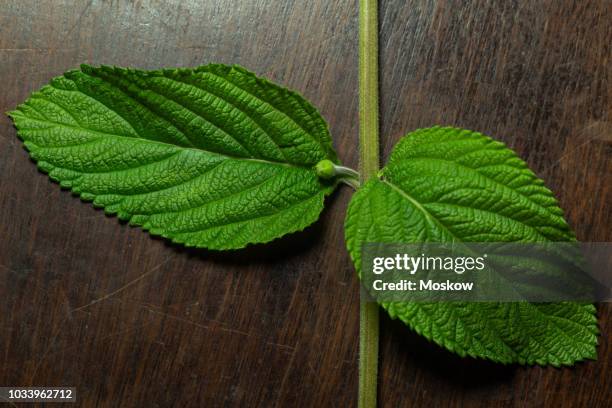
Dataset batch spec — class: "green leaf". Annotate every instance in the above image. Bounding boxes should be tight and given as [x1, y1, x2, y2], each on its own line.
[345, 126, 598, 365]
[9, 64, 339, 250]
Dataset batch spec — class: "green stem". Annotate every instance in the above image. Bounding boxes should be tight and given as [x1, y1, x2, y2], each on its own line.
[358, 0, 380, 407]
[359, 0, 380, 180]
[359, 300, 380, 408]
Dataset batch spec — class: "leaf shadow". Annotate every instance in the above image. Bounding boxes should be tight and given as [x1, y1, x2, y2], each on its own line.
[381, 312, 518, 388]
[160, 220, 324, 267]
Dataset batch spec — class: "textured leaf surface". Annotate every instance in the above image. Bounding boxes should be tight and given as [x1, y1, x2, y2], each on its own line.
[345, 126, 598, 365]
[10, 64, 338, 249]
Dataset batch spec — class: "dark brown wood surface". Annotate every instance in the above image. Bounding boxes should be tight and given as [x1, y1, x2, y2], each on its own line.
[0, 0, 609, 407]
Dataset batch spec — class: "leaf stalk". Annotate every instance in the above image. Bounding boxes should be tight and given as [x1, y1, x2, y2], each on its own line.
[335, 165, 361, 189]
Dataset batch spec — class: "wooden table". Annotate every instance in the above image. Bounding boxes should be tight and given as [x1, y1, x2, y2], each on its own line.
[0, 1, 609, 406]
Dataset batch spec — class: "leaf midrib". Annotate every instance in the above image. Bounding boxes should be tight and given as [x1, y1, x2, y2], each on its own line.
[14, 110, 305, 171]
[380, 178, 460, 241]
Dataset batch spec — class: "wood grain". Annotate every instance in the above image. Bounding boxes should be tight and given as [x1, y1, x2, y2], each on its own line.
[0, 0, 609, 407]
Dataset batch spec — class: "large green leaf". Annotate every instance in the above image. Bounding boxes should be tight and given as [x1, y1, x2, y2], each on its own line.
[345, 126, 598, 365]
[9, 64, 338, 250]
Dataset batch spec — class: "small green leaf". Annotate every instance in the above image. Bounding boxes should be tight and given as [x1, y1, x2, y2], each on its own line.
[10, 64, 339, 249]
[345, 126, 598, 365]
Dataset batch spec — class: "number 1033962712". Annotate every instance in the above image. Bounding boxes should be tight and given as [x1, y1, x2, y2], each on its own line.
[2, 387, 75, 402]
